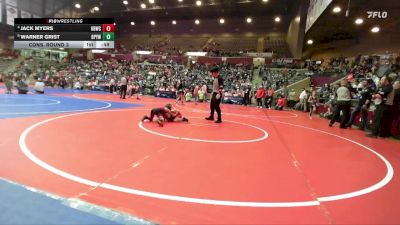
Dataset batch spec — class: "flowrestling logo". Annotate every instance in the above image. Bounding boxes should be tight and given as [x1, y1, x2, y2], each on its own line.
[367, 11, 388, 19]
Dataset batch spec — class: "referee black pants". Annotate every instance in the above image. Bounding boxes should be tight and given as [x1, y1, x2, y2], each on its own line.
[330, 101, 351, 128]
[209, 92, 222, 121]
[120, 85, 127, 99]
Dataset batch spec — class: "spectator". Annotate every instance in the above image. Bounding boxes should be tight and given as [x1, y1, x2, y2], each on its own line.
[367, 75, 393, 138]
[5, 76, 13, 94]
[299, 88, 308, 112]
[265, 88, 275, 109]
[198, 89, 205, 102]
[275, 94, 286, 111]
[16, 77, 29, 94]
[109, 77, 116, 93]
[185, 91, 193, 102]
[346, 79, 372, 129]
[308, 90, 318, 117]
[58, 77, 67, 89]
[390, 80, 400, 136]
[255, 86, 265, 108]
[244, 87, 251, 106]
[320, 83, 330, 100]
[193, 85, 199, 105]
[34, 79, 45, 94]
[329, 80, 351, 129]
[202, 84, 208, 101]
[176, 86, 184, 105]
[127, 82, 134, 97]
[74, 81, 82, 90]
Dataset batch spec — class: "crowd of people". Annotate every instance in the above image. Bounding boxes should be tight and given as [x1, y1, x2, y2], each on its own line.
[1, 57, 253, 98]
[295, 54, 400, 138]
[2, 73, 29, 94]
[2, 52, 399, 137]
[152, 63, 253, 100]
[325, 76, 399, 138]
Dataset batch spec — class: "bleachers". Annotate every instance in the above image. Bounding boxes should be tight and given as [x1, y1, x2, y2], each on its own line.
[118, 35, 293, 57]
[310, 71, 345, 87]
[212, 36, 257, 52]
[260, 68, 308, 90]
[0, 60, 12, 73]
[265, 39, 291, 58]
[120, 35, 209, 54]
[119, 35, 166, 51]
[166, 36, 209, 52]
[0, 56, 22, 74]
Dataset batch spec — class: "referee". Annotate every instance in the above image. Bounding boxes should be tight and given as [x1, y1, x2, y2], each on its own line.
[205, 66, 224, 123]
[120, 75, 127, 99]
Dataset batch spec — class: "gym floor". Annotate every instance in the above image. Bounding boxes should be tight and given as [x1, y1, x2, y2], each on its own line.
[1, 87, 400, 224]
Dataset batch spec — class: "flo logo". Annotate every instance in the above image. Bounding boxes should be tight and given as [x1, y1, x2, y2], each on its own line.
[367, 11, 388, 18]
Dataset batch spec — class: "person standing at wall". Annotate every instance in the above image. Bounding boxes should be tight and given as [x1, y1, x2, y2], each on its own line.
[193, 85, 199, 105]
[329, 80, 351, 129]
[265, 87, 275, 109]
[244, 87, 251, 106]
[346, 79, 372, 129]
[255, 86, 265, 108]
[367, 76, 393, 137]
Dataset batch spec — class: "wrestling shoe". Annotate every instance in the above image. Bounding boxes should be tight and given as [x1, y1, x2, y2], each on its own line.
[157, 119, 164, 127]
[205, 117, 214, 120]
[182, 117, 189, 122]
[141, 116, 149, 122]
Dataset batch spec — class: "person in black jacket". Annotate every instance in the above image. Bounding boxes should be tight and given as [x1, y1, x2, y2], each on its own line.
[244, 87, 251, 106]
[367, 75, 393, 137]
[390, 80, 400, 136]
[346, 79, 373, 129]
[205, 66, 224, 123]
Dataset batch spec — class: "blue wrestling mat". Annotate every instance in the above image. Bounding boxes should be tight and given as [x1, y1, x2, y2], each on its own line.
[0, 94, 142, 119]
[0, 179, 154, 225]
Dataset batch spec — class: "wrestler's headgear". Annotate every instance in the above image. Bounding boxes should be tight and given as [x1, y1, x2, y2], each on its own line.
[165, 103, 173, 110]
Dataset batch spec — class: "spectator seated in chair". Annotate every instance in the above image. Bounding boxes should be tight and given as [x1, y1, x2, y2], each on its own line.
[17, 79, 29, 94]
[185, 91, 193, 102]
[275, 94, 286, 111]
[34, 78, 45, 94]
[198, 89, 205, 102]
[74, 81, 83, 90]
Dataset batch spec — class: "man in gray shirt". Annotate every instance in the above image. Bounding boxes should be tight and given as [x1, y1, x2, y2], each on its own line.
[329, 80, 352, 128]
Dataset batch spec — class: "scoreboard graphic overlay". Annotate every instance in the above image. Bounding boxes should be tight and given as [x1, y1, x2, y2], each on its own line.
[14, 18, 115, 49]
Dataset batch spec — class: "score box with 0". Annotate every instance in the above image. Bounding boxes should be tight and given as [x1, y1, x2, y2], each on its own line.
[102, 24, 115, 32]
[102, 32, 115, 41]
